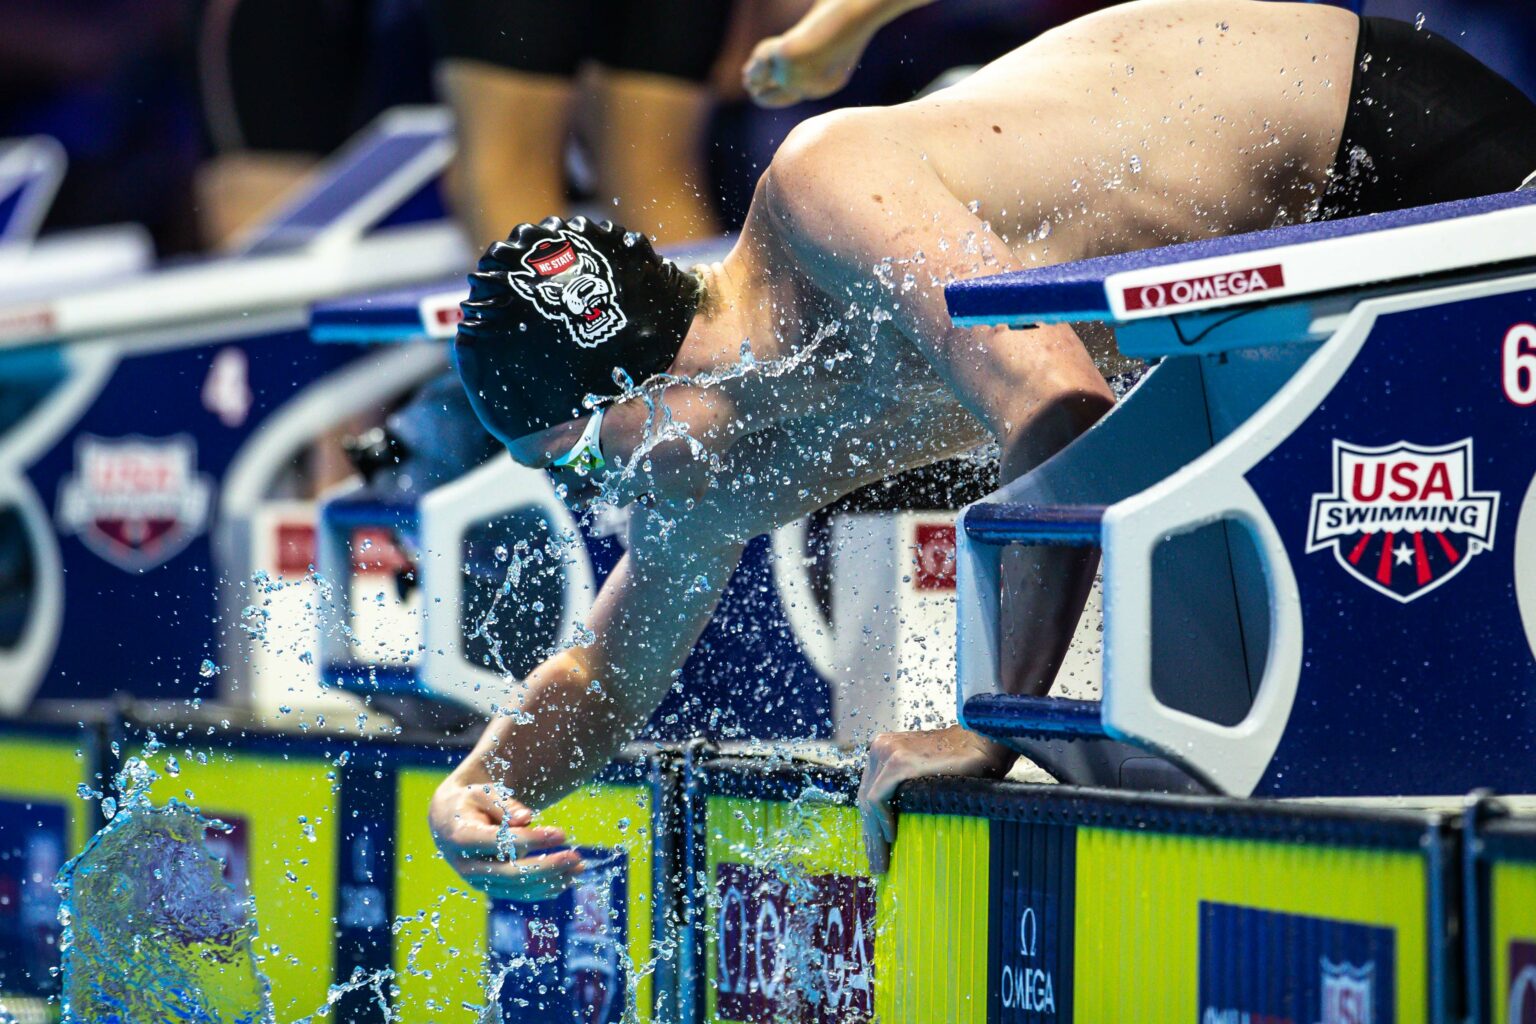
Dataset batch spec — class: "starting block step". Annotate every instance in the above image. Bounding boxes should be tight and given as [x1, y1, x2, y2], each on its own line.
[962, 502, 1105, 546]
[949, 188, 1536, 800]
[961, 693, 1108, 739]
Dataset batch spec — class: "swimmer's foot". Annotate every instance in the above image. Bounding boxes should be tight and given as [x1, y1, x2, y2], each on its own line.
[857, 725, 1016, 873]
[744, 0, 919, 107]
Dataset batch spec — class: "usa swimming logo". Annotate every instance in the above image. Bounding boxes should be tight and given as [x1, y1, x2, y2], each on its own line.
[1306, 438, 1498, 602]
[1198, 903, 1395, 1024]
[55, 435, 213, 572]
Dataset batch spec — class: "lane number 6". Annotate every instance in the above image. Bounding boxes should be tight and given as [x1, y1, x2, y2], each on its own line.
[1505, 323, 1536, 406]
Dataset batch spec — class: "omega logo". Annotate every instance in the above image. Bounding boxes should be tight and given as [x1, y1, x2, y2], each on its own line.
[999, 905, 1056, 1014]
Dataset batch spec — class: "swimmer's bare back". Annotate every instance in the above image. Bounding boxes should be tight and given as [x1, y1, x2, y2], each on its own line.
[776, 0, 1357, 272]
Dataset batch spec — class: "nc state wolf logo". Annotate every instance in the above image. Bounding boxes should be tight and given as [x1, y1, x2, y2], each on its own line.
[55, 435, 213, 572]
[509, 230, 628, 348]
[1306, 439, 1498, 603]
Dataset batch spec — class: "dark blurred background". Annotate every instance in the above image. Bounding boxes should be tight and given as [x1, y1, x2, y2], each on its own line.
[2, 0, 1533, 257]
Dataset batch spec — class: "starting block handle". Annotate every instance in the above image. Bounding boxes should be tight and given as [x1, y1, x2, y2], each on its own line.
[961, 503, 1105, 546]
[1100, 472, 1303, 794]
[962, 693, 1107, 738]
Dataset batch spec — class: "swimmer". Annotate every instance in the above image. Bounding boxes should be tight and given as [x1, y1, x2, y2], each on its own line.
[429, 0, 1536, 893]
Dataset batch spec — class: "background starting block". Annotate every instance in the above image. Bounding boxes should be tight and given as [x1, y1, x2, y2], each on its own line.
[947, 188, 1536, 798]
[0, 108, 467, 719]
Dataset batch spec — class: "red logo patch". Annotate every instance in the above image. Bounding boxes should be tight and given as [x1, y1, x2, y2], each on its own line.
[350, 526, 412, 576]
[275, 523, 316, 577]
[1123, 264, 1285, 311]
[530, 240, 578, 276]
[912, 523, 957, 591]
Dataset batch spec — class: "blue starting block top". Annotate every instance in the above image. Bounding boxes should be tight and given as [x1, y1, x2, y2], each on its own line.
[310, 278, 466, 343]
[947, 189, 1536, 335]
[309, 235, 738, 344]
[236, 107, 453, 257]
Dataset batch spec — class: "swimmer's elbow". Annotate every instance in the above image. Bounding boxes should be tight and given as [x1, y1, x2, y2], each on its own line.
[638, 441, 714, 507]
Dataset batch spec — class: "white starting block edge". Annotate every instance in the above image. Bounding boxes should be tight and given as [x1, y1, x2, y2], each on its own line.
[947, 189, 1536, 330]
[952, 186, 1536, 798]
[0, 135, 155, 306]
[415, 457, 598, 715]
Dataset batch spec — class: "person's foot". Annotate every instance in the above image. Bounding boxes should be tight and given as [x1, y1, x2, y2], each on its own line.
[856, 725, 1016, 872]
[743, 0, 884, 107]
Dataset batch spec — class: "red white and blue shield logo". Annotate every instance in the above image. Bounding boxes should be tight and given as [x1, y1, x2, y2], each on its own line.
[1318, 958, 1375, 1024]
[55, 435, 213, 572]
[1306, 439, 1499, 603]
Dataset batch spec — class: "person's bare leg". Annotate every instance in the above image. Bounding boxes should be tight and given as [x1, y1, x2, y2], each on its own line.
[195, 152, 318, 250]
[435, 60, 575, 248]
[589, 69, 719, 244]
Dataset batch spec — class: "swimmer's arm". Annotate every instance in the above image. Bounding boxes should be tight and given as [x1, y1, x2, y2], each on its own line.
[442, 538, 743, 810]
[447, 402, 977, 809]
[766, 115, 1113, 695]
[765, 113, 1115, 463]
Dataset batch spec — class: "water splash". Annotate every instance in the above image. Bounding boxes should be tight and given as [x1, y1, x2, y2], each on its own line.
[56, 753, 275, 1024]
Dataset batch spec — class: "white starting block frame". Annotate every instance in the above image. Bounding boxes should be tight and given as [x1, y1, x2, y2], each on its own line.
[948, 189, 1536, 799]
[0, 137, 152, 304]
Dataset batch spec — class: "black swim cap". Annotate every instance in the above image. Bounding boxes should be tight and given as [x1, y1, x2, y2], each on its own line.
[453, 216, 703, 444]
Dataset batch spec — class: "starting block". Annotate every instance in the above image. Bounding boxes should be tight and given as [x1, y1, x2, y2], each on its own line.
[0, 108, 467, 715]
[947, 189, 1536, 798]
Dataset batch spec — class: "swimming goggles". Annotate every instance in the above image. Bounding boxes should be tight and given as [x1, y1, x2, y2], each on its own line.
[551, 406, 607, 475]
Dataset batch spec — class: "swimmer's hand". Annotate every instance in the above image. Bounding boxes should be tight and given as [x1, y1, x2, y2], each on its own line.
[429, 770, 585, 901]
[743, 0, 930, 107]
[857, 725, 1015, 873]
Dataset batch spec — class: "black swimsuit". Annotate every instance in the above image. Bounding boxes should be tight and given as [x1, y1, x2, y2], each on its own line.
[1320, 16, 1536, 219]
[425, 0, 734, 84]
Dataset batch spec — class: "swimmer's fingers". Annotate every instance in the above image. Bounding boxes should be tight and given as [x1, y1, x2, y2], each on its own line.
[445, 822, 569, 863]
[461, 781, 533, 825]
[429, 774, 565, 873]
[742, 38, 779, 94]
[857, 736, 903, 874]
[457, 848, 586, 902]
